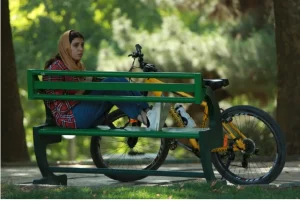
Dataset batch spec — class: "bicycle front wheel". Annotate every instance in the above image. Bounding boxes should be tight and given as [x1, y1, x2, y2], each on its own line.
[90, 109, 171, 182]
[212, 105, 286, 185]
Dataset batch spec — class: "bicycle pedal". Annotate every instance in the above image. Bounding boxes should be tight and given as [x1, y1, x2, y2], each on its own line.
[169, 140, 178, 150]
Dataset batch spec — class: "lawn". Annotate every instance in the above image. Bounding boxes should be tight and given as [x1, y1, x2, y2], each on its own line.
[1, 181, 300, 199]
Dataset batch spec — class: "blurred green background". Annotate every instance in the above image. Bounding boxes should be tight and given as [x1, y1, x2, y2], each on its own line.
[10, 0, 277, 162]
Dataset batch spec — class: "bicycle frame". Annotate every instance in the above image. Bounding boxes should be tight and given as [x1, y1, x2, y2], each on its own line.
[144, 77, 247, 153]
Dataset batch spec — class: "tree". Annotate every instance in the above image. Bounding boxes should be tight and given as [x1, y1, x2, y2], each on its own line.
[274, 0, 300, 156]
[1, 0, 30, 162]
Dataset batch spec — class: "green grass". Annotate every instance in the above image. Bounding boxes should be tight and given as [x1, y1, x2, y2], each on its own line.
[1, 181, 300, 199]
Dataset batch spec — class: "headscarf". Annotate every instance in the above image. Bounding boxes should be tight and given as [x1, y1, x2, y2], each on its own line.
[58, 30, 85, 71]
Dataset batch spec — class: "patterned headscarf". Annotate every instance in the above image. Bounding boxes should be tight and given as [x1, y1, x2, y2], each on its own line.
[58, 30, 85, 71]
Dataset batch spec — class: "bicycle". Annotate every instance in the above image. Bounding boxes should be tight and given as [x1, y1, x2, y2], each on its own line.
[90, 44, 286, 185]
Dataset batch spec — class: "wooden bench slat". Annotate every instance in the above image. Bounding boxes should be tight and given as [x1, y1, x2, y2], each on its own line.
[39, 126, 210, 139]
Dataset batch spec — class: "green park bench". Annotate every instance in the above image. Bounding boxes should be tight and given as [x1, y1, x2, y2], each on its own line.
[27, 69, 223, 185]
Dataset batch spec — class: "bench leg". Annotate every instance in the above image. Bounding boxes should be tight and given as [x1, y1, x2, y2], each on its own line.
[199, 130, 216, 183]
[33, 175, 67, 185]
[33, 126, 67, 185]
[198, 87, 223, 183]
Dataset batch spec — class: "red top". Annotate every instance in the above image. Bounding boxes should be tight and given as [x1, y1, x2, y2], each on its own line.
[43, 60, 81, 128]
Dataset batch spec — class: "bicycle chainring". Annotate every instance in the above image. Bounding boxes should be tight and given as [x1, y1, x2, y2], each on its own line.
[168, 139, 178, 150]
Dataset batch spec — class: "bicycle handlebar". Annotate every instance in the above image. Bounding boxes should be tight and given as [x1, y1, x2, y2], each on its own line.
[128, 44, 159, 72]
[135, 44, 142, 54]
[128, 44, 143, 59]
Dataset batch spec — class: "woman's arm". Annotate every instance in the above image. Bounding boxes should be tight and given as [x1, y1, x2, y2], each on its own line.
[42, 71, 65, 96]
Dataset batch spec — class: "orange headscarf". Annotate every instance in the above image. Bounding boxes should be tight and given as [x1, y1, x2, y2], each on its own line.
[58, 30, 85, 71]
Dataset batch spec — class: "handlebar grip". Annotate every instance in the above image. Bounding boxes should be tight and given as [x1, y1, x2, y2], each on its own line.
[135, 44, 142, 53]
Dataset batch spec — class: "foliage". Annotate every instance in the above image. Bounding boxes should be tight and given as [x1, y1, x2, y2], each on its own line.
[99, 13, 277, 105]
[2, 182, 300, 199]
[10, 0, 163, 87]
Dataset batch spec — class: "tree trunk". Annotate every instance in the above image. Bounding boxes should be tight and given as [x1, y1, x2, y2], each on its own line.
[274, 0, 300, 156]
[1, 0, 30, 162]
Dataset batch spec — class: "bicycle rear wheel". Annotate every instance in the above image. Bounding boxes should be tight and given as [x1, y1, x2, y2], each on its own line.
[212, 105, 286, 185]
[90, 109, 170, 182]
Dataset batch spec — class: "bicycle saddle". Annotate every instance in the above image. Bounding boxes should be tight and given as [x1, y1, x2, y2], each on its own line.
[203, 79, 229, 90]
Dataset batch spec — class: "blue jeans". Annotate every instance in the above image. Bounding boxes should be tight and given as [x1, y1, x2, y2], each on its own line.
[72, 77, 149, 128]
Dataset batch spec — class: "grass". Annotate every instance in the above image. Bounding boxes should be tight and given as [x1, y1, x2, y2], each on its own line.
[1, 181, 300, 199]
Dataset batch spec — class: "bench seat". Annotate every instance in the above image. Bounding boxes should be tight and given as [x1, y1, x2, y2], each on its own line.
[39, 126, 210, 139]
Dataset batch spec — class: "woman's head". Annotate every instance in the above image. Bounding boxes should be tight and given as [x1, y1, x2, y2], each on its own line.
[69, 31, 85, 62]
[58, 30, 85, 71]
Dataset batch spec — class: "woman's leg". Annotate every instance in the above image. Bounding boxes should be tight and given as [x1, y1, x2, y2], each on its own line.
[72, 101, 113, 128]
[72, 77, 150, 128]
[91, 77, 149, 118]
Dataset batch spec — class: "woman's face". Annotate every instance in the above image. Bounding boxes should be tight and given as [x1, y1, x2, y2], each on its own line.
[70, 37, 84, 62]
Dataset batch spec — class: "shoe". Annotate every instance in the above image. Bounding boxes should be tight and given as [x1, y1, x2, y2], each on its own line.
[137, 111, 149, 127]
[148, 102, 171, 130]
[146, 103, 161, 130]
[137, 103, 170, 131]
[174, 104, 196, 128]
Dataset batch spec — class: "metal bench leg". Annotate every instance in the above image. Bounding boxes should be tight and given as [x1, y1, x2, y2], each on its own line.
[198, 87, 223, 183]
[199, 130, 216, 182]
[33, 126, 67, 185]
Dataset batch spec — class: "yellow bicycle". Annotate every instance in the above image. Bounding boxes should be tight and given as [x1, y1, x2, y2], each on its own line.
[90, 44, 286, 185]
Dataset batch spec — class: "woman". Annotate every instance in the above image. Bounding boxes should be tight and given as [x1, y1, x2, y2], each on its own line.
[43, 30, 160, 130]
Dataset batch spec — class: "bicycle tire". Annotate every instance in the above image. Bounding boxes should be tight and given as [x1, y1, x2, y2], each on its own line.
[211, 105, 286, 185]
[90, 109, 171, 182]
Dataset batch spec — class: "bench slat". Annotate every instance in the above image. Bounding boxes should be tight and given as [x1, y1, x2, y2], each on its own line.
[30, 69, 203, 79]
[49, 167, 205, 178]
[33, 94, 198, 103]
[35, 81, 196, 92]
[39, 126, 210, 139]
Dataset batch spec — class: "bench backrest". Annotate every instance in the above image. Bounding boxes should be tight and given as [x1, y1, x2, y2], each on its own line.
[27, 70, 205, 104]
